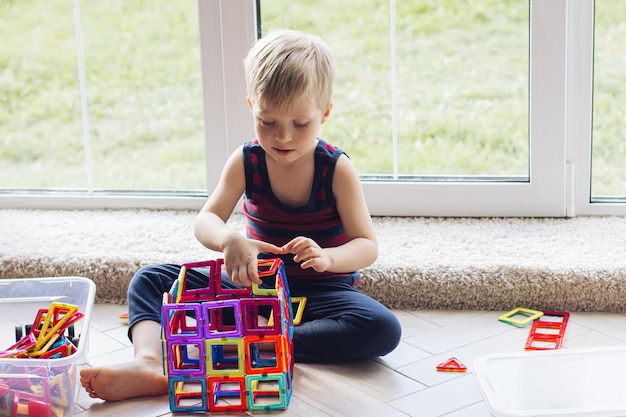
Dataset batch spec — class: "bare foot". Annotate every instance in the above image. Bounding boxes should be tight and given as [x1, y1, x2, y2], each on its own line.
[79, 357, 168, 401]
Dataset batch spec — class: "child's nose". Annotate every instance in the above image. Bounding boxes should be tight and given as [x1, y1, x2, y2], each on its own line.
[275, 128, 291, 142]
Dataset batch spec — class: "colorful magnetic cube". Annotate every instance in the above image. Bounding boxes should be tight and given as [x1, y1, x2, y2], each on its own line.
[161, 258, 296, 413]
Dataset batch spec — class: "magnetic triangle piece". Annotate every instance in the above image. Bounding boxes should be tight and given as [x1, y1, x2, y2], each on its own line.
[49, 374, 70, 407]
[436, 357, 467, 372]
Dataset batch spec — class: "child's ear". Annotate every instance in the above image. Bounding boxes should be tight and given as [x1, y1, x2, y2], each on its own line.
[321, 102, 333, 124]
[246, 96, 253, 111]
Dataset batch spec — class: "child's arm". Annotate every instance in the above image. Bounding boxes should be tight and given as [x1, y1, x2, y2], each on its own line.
[194, 146, 281, 286]
[282, 154, 378, 273]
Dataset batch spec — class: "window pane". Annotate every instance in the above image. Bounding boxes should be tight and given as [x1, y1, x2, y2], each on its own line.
[81, 1, 204, 191]
[0, 0, 205, 192]
[395, 0, 529, 177]
[259, 0, 393, 175]
[592, 0, 626, 199]
[0, 0, 84, 188]
[259, 0, 529, 179]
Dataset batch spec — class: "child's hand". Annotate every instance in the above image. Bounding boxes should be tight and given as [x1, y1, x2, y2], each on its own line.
[223, 234, 282, 287]
[281, 236, 331, 273]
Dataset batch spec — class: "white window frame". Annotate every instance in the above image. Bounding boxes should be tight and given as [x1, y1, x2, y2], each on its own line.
[1, 0, 625, 217]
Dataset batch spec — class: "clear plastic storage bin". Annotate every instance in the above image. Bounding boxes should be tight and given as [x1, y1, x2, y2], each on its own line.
[473, 345, 626, 417]
[0, 277, 96, 417]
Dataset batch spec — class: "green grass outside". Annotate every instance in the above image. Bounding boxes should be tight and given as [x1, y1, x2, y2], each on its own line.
[0, 0, 204, 190]
[0, 0, 624, 196]
[261, 0, 529, 177]
[592, 0, 626, 196]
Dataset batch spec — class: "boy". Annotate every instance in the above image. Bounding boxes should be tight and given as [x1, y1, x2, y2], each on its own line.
[80, 29, 401, 402]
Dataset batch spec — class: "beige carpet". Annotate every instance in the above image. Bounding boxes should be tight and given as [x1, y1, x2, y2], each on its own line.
[1, 209, 626, 312]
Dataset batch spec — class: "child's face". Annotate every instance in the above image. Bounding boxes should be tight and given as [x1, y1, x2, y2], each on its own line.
[248, 95, 332, 164]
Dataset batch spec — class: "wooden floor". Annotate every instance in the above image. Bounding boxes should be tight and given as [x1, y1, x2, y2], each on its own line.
[74, 304, 626, 417]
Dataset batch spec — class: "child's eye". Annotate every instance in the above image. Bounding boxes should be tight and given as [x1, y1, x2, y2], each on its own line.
[259, 119, 275, 127]
[294, 122, 309, 128]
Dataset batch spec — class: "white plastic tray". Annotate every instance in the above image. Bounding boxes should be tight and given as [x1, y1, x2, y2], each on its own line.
[473, 345, 626, 417]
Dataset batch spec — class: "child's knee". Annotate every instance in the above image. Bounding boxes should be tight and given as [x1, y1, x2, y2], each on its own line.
[372, 310, 402, 355]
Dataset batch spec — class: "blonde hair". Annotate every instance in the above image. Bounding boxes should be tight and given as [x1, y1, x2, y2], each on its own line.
[244, 29, 334, 110]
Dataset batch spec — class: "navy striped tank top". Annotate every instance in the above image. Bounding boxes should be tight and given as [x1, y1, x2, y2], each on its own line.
[242, 139, 353, 281]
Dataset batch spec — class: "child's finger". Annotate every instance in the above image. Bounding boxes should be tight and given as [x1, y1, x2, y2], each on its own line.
[247, 262, 262, 285]
[259, 241, 284, 254]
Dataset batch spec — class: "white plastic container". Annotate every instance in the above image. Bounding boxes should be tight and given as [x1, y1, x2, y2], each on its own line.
[473, 346, 626, 417]
[0, 277, 96, 417]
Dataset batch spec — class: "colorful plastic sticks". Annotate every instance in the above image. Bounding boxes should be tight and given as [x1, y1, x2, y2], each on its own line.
[436, 357, 467, 372]
[0, 376, 52, 417]
[524, 311, 570, 351]
[0, 302, 83, 417]
[1, 303, 83, 360]
[498, 308, 570, 350]
[498, 307, 544, 327]
[161, 258, 300, 413]
[0, 360, 72, 417]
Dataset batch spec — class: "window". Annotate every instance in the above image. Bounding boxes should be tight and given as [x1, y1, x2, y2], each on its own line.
[211, 0, 566, 216]
[2, 0, 625, 216]
[260, 0, 529, 180]
[75, 1, 205, 193]
[591, 0, 626, 200]
[0, 0, 205, 208]
[568, 0, 626, 215]
[1, 1, 83, 189]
